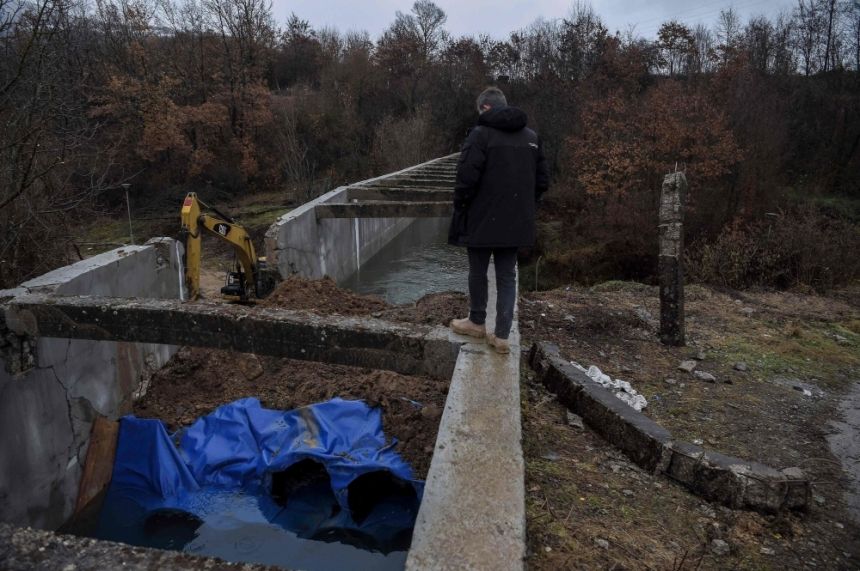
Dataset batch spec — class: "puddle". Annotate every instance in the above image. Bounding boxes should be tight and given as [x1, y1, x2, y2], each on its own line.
[84, 484, 414, 570]
[343, 218, 468, 304]
[828, 381, 860, 523]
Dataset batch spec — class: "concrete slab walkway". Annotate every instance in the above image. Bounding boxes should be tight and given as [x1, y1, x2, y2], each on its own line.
[407, 263, 526, 571]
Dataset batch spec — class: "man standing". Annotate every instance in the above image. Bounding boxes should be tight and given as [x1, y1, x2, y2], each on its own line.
[449, 87, 549, 354]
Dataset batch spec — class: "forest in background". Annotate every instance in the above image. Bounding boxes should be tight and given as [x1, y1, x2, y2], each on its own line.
[1, 0, 859, 290]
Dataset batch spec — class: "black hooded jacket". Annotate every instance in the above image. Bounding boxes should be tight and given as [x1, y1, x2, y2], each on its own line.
[448, 106, 549, 248]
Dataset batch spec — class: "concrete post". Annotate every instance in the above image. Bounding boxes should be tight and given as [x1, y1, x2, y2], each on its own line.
[658, 172, 686, 346]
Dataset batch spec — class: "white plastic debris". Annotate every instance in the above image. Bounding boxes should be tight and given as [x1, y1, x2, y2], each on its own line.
[569, 362, 648, 411]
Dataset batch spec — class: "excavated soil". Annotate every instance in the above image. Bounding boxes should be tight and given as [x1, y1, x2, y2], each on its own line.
[259, 276, 389, 315]
[377, 291, 469, 326]
[135, 277, 468, 478]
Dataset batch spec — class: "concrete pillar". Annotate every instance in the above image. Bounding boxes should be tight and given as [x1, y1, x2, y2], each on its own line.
[658, 172, 686, 346]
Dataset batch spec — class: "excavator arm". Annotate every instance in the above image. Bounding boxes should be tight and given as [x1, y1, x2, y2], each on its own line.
[180, 192, 264, 301]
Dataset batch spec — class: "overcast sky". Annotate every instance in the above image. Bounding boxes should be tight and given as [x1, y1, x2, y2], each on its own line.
[272, 0, 799, 41]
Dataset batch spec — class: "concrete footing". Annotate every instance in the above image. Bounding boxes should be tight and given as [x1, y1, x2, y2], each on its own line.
[529, 342, 811, 513]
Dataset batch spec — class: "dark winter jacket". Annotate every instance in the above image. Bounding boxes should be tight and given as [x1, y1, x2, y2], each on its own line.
[448, 106, 549, 248]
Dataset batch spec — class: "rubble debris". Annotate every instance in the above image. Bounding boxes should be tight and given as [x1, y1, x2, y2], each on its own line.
[566, 412, 584, 429]
[678, 360, 698, 373]
[570, 362, 648, 412]
[694, 371, 717, 383]
[711, 539, 730, 556]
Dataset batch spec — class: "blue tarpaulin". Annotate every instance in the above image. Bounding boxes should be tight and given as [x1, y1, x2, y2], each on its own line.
[96, 398, 423, 561]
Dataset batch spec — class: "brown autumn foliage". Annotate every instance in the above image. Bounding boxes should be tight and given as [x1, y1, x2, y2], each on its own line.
[570, 80, 742, 197]
[1, 0, 858, 291]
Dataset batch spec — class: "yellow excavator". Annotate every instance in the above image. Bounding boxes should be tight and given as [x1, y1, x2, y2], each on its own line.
[180, 192, 276, 302]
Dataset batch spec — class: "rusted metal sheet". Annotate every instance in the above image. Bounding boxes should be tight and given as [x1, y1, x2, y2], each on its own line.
[73, 417, 119, 516]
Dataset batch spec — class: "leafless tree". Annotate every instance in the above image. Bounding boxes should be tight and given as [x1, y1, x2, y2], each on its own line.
[846, 0, 860, 69]
[716, 7, 741, 64]
[793, 0, 825, 74]
[691, 23, 715, 74]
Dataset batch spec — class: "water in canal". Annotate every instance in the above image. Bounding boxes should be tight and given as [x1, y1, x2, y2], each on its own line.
[83, 484, 414, 571]
[341, 218, 468, 304]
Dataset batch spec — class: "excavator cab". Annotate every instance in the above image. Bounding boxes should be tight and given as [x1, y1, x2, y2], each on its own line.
[180, 192, 277, 302]
[221, 269, 247, 299]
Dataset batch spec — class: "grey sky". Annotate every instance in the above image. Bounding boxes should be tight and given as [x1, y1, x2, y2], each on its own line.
[272, 0, 799, 41]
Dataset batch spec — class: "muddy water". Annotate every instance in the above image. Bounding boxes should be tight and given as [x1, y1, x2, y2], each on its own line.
[88, 484, 413, 570]
[342, 218, 468, 304]
[828, 381, 860, 523]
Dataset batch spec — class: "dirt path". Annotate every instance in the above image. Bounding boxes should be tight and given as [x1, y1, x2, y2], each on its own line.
[519, 281, 860, 569]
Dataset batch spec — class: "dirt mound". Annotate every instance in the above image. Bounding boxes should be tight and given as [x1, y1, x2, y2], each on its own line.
[260, 276, 389, 315]
[378, 291, 468, 326]
[135, 348, 446, 478]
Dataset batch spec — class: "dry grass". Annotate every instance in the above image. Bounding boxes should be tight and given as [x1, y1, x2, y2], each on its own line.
[520, 281, 860, 570]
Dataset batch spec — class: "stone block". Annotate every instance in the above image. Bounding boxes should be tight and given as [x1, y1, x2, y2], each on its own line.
[530, 343, 672, 473]
[529, 342, 811, 513]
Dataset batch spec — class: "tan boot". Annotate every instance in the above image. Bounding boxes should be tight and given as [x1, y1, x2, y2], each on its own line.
[486, 333, 511, 355]
[450, 317, 486, 339]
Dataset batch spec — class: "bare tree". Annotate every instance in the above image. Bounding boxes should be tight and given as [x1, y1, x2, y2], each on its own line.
[1, 0, 121, 286]
[744, 16, 775, 72]
[771, 12, 797, 74]
[716, 7, 741, 64]
[274, 101, 314, 199]
[793, 0, 820, 74]
[691, 23, 715, 74]
[847, 0, 860, 69]
[560, 1, 608, 82]
[822, 0, 838, 71]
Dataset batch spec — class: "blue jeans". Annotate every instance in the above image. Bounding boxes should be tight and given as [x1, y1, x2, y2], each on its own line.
[467, 247, 517, 339]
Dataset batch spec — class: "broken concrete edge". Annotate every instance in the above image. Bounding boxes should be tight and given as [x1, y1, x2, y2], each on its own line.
[1, 242, 183, 531]
[6, 293, 464, 380]
[0, 523, 277, 571]
[528, 342, 811, 513]
[1, 239, 183, 376]
[14, 238, 177, 295]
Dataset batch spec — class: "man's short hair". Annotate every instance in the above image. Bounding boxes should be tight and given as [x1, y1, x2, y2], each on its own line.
[477, 87, 507, 111]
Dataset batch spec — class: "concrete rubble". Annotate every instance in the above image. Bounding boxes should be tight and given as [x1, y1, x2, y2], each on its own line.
[571, 362, 648, 411]
[0, 523, 273, 571]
